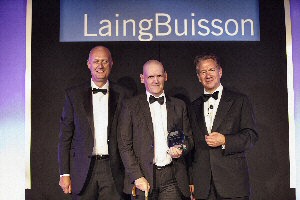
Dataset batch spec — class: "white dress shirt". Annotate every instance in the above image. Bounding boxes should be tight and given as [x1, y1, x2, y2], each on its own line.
[146, 91, 172, 167]
[60, 80, 109, 177]
[91, 79, 109, 155]
[204, 84, 223, 134]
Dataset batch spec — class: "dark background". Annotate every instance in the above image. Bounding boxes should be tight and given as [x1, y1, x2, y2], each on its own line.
[26, 0, 295, 199]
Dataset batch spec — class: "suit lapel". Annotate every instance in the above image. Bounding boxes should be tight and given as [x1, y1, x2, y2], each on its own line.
[193, 98, 209, 136]
[83, 81, 120, 139]
[138, 94, 155, 140]
[212, 89, 233, 131]
[108, 84, 119, 138]
[166, 96, 176, 132]
[82, 83, 94, 135]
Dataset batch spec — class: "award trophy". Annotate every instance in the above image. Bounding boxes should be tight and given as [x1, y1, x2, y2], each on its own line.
[167, 129, 186, 150]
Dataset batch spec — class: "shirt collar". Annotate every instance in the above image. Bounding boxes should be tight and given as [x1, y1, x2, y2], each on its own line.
[204, 84, 223, 101]
[204, 84, 223, 95]
[91, 79, 109, 91]
[146, 91, 165, 104]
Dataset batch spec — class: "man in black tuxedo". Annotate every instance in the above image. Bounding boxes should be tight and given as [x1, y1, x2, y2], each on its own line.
[58, 46, 131, 200]
[189, 54, 258, 200]
[118, 60, 194, 200]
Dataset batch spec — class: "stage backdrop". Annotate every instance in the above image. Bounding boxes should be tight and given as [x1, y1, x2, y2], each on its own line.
[0, 1, 26, 200]
[26, 0, 296, 200]
[289, 0, 300, 198]
[60, 0, 260, 42]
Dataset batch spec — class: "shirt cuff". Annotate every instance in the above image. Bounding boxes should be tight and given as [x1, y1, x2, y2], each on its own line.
[60, 174, 70, 177]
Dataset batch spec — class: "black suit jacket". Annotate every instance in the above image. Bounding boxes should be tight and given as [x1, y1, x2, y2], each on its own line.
[189, 88, 258, 199]
[58, 81, 130, 195]
[117, 94, 194, 197]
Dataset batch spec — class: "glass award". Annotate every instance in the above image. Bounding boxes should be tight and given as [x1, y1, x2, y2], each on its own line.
[167, 129, 186, 150]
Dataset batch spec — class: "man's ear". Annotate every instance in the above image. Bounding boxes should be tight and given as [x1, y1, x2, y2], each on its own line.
[110, 60, 113, 68]
[87, 60, 90, 69]
[196, 73, 201, 83]
[140, 74, 144, 83]
[164, 72, 168, 81]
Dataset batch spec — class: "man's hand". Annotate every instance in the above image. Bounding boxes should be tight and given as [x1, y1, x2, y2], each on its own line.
[189, 185, 195, 200]
[189, 184, 194, 193]
[134, 177, 150, 193]
[205, 132, 225, 147]
[59, 176, 72, 194]
[168, 145, 183, 158]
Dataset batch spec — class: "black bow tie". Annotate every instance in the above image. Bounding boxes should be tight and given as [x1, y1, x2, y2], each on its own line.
[201, 91, 219, 102]
[149, 95, 164, 105]
[92, 88, 107, 95]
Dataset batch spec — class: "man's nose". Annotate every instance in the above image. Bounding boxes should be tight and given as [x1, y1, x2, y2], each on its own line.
[205, 73, 212, 78]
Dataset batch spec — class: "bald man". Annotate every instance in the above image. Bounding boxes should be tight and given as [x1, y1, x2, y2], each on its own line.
[118, 60, 193, 200]
[58, 46, 131, 200]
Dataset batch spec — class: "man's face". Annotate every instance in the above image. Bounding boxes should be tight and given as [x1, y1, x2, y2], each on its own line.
[197, 58, 222, 93]
[87, 47, 113, 87]
[140, 61, 167, 97]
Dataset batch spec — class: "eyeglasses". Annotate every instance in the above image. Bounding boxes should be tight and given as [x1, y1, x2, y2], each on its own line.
[198, 67, 218, 76]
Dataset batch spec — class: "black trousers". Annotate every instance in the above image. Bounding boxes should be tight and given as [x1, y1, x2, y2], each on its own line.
[72, 157, 121, 200]
[132, 164, 187, 200]
[197, 178, 249, 200]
